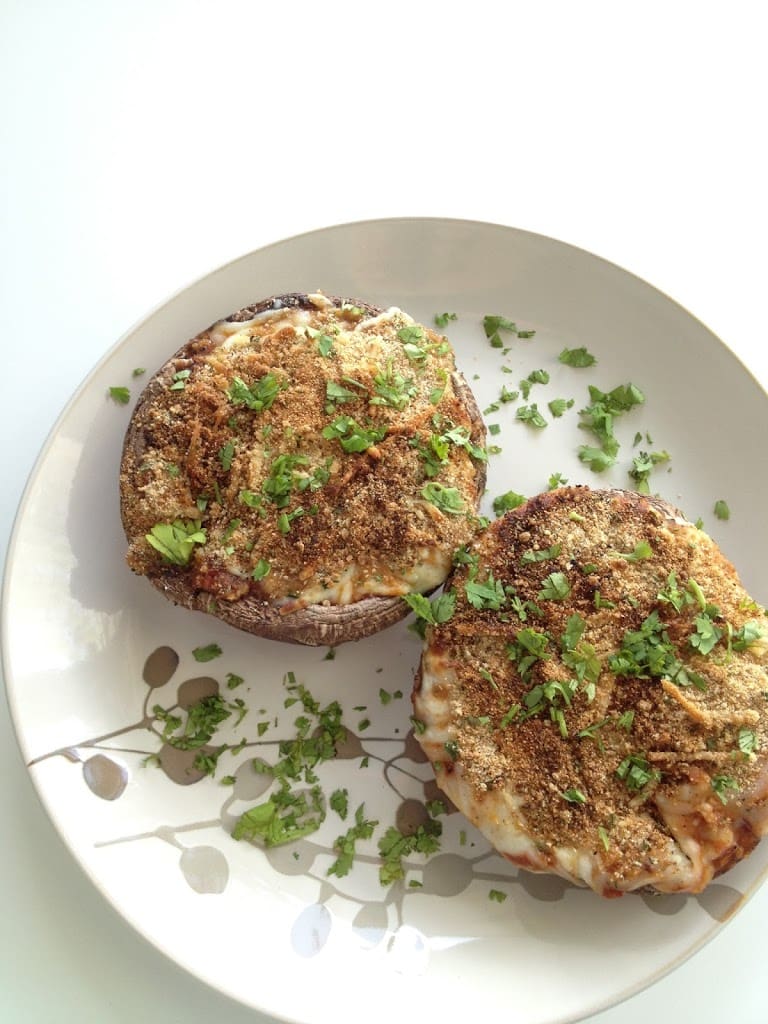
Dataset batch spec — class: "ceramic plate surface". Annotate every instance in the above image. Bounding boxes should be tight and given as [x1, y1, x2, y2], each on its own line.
[4, 219, 768, 1024]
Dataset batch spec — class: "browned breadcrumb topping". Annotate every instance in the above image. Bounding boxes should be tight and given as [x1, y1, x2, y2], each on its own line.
[414, 486, 768, 892]
[120, 296, 485, 608]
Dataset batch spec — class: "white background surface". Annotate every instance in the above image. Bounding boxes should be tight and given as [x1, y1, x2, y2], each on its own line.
[1, 2, 767, 1022]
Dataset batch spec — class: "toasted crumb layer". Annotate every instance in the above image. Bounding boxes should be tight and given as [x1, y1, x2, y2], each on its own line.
[120, 293, 486, 638]
[413, 486, 768, 895]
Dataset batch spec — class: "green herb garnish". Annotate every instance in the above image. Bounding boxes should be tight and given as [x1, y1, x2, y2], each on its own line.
[538, 572, 571, 601]
[483, 314, 519, 349]
[561, 788, 587, 804]
[378, 820, 442, 886]
[616, 753, 659, 792]
[322, 416, 387, 453]
[327, 804, 378, 878]
[227, 373, 285, 412]
[218, 440, 236, 471]
[559, 346, 597, 368]
[515, 403, 547, 428]
[420, 482, 466, 514]
[492, 490, 527, 517]
[251, 558, 271, 581]
[146, 519, 206, 565]
[629, 450, 671, 494]
[548, 398, 574, 418]
[711, 773, 739, 804]
[402, 591, 456, 636]
[192, 643, 223, 662]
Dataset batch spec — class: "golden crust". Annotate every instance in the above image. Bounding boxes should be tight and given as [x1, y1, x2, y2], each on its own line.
[120, 293, 486, 645]
[412, 486, 768, 895]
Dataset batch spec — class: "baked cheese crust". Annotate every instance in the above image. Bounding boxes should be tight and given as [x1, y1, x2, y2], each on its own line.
[412, 486, 768, 895]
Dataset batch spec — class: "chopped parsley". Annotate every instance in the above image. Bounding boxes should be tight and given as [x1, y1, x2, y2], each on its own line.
[233, 787, 325, 847]
[108, 385, 130, 404]
[629, 450, 671, 494]
[519, 369, 550, 399]
[714, 500, 731, 521]
[145, 519, 206, 565]
[329, 788, 349, 820]
[620, 540, 653, 562]
[227, 373, 286, 412]
[711, 773, 739, 804]
[251, 559, 271, 581]
[233, 682, 347, 848]
[309, 330, 335, 358]
[732, 620, 766, 651]
[738, 727, 758, 756]
[516, 403, 547, 428]
[218, 440, 236, 471]
[434, 312, 458, 328]
[483, 314, 520, 349]
[327, 804, 379, 878]
[192, 643, 223, 662]
[169, 368, 191, 391]
[608, 610, 707, 690]
[325, 380, 361, 407]
[402, 590, 456, 636]
[521, 543, 561, 565]
[616, 753, 660, 792]
[378, 820, 442, 886]
[561, 788, 587, 804]
[465, 571, 507, 611]
[153, 693, 241, 751]
[420, 482, 466, 514]
[322, 416, 386, 453]
[689, 612, 724, 656]
[559, 346, 597, 368]
[492, 490, 526, 517]
[538, 572, 571, 601]
[261, 453, 309, 507]
[577, 382, 645, 472]
[548, 472, 568, 490]
[507, 628, 551, 680]
[370, 362, 417, 410]
[548, 397, 574, 418]
[489, 889, 508, 903]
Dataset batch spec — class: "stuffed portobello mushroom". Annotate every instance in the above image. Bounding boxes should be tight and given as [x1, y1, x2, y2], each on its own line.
[120, 292, 486, 645]
[412, 486, 768, 896]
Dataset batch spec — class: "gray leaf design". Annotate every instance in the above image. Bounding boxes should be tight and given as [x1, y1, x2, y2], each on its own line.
[142, 646, 179, 688]
[177, 676, 219, 707]
[82, 755, 128, 801]
[421, 854, 474, 897]
[290, 903, 332, 958]
[179, 845, 229, 894]
[352, 902, 388, 949]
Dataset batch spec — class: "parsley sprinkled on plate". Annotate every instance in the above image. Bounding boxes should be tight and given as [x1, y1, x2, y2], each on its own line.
[192, 643, 223, 662]
[434, 312, 458, 328]
[108, 386, 130, 404]
[559, 346, 597, 368]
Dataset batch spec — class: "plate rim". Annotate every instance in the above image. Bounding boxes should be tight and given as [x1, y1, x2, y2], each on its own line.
[3, 215, 768, 1024]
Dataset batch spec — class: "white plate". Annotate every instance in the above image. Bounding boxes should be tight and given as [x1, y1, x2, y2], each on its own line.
[4, 218, 768, 1024]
